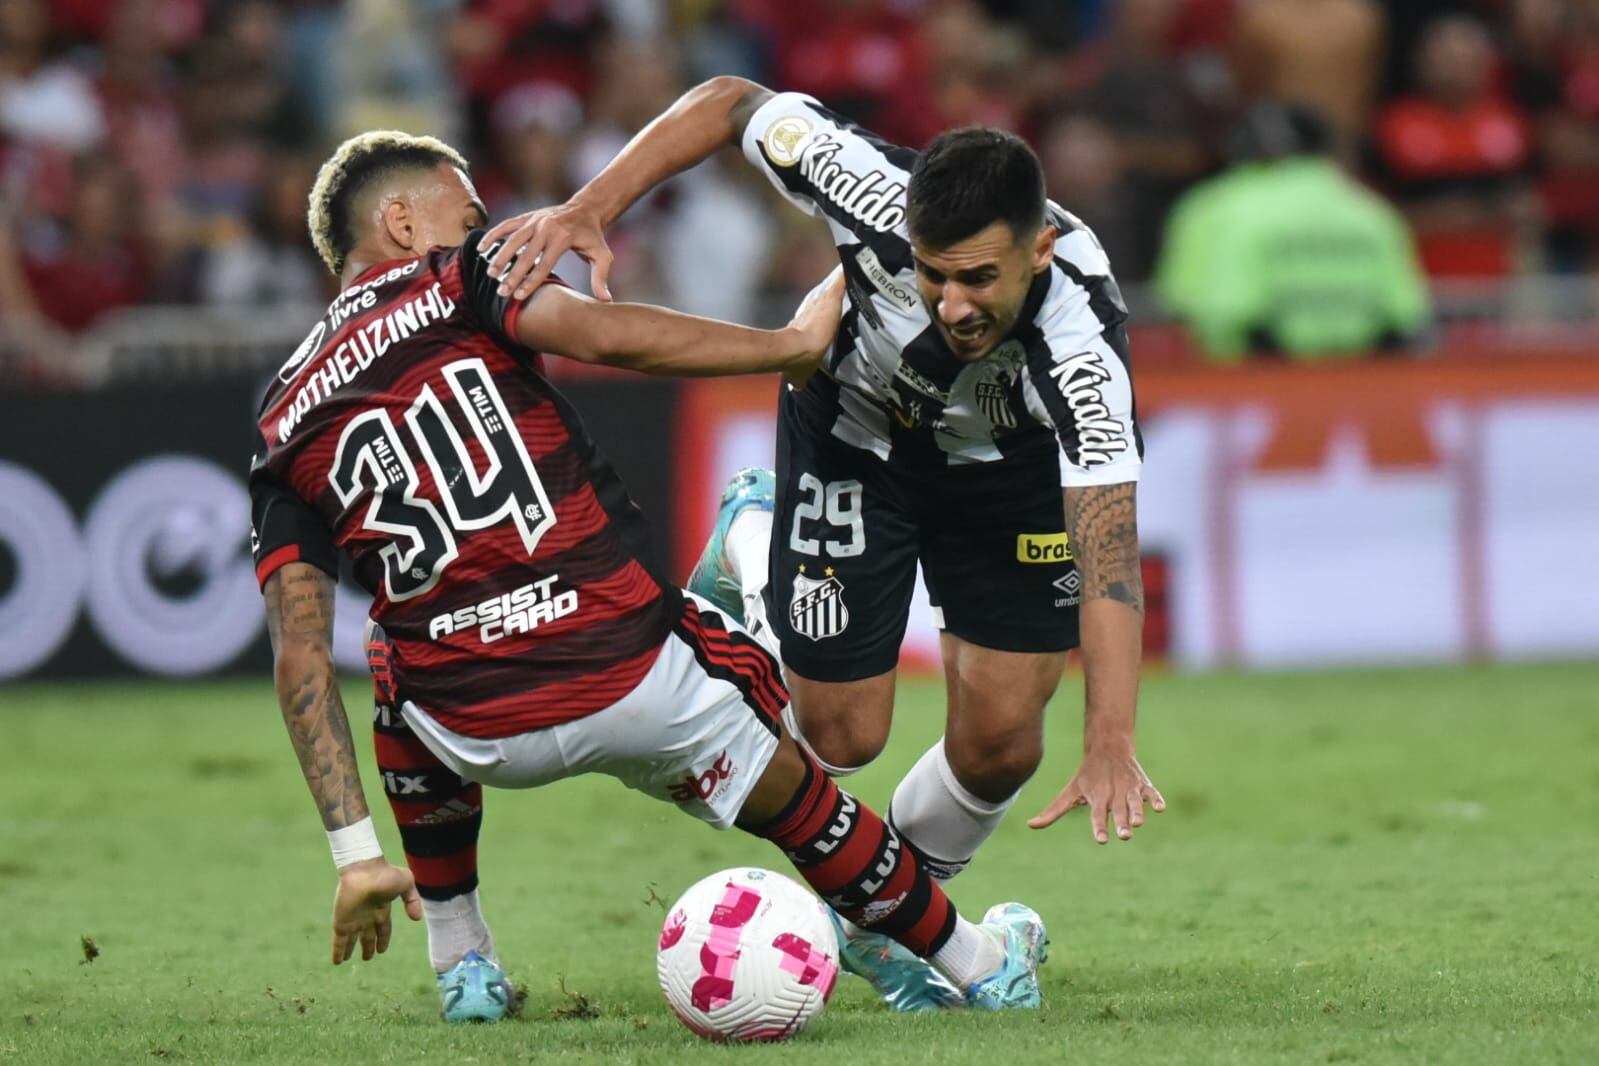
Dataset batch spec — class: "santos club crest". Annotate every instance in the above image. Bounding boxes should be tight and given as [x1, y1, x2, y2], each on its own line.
[976, 377, 1016, 428]
[975, 361, 1018, 429]
[790, 570, 849, 641]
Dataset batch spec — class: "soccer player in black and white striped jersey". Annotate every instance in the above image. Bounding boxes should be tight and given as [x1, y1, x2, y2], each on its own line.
[488, 79, 1166, 1010]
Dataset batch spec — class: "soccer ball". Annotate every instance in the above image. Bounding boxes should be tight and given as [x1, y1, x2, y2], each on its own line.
[656, 867, 840, 1042]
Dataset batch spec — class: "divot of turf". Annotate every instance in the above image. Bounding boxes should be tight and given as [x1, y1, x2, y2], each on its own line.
[551, 978, 600, 1021]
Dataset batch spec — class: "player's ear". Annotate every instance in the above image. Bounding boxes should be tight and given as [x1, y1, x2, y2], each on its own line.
[1031, 224, 1056, 273]
[381, 195, 417, 252]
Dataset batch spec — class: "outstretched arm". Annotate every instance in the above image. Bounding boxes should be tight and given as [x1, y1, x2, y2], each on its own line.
[514, 267, 841, 379]
[485, 76, 774, 300]
[263, 561, 421, 963]
[1028, 482, 1166, 842]
[564, 75, 773, 233]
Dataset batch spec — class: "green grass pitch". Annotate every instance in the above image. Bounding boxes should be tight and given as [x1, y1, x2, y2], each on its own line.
[2, 662, 1596, 1064]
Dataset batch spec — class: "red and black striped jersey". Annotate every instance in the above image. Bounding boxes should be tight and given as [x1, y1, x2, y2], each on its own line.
[249, 230, 680, 739]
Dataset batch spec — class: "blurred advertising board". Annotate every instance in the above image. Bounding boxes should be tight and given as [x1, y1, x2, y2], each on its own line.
[0, 377, 677, 680]
[676, 354, 1599, 671]
[5, 354, 1595, 681]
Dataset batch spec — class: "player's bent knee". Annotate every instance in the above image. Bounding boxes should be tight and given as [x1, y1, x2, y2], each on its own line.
[946, 737, 1043, 802]
[792, 717, 886, 776]
[784, 678, 894, 776]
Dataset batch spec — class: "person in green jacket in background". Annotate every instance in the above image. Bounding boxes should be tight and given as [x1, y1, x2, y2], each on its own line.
[1156, 103, 1431, 361]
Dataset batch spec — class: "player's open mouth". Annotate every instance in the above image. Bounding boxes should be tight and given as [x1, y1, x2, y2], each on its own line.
[948, 320, 990, 347]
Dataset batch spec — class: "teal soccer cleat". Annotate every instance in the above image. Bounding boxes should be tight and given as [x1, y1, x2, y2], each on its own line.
[964, 903, 1049, 1011]
[437, 950, 514, 1023]
[827, 909, 965, 1012]
[685, 467, 776, 617]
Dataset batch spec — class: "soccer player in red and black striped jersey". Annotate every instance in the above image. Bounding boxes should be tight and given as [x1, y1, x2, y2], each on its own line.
[252, 131, 1047, 1022]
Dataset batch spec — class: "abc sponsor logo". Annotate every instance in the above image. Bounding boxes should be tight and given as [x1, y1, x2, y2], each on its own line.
[668, 750, 737, 804]
[1016, 532, 1073, 564]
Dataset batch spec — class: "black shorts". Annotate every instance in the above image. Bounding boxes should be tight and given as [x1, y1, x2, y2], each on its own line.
[766, 403, 1080, 683]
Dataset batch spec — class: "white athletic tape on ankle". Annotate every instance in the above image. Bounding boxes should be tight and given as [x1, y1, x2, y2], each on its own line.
[327, 816, 384, 869]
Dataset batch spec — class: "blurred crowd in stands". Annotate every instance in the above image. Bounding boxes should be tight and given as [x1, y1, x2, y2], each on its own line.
[2, 0, 1597, 362]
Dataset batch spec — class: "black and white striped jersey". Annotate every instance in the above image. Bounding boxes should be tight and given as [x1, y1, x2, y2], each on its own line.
[741, 92, 1143, 487]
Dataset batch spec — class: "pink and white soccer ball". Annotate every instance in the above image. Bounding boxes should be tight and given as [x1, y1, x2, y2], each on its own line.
[657, 867, 840, 1042]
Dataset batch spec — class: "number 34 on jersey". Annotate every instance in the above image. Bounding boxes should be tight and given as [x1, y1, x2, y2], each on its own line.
[330, 357, 555, 601]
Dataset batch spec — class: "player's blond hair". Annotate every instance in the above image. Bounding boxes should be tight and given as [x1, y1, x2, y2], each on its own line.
[307, 130, 471, 275]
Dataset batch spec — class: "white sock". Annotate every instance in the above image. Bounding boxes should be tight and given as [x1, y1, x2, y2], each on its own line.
[929, 915, 1004, 990]
[725, 509, 772, 601]
[725, 510, 782, 659]
[422, 889, 495, 973]
[888, 740, 1017, 883]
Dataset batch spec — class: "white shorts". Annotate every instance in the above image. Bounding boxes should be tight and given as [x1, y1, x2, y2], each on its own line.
[399, 594, 786, 830]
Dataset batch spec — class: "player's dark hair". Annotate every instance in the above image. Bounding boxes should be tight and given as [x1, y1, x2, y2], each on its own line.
[308, 131, 469, 274]
[906, 127, 1046, 249]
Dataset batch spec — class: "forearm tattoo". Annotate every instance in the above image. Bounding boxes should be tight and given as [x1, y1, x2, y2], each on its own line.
[1064, 482, 1145, 615]
[263, 566, 367, 830]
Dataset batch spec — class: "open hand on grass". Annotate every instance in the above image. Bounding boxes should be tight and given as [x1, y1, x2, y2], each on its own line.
[1028, 746, 1165, 843]
[331, 859, 422, 965]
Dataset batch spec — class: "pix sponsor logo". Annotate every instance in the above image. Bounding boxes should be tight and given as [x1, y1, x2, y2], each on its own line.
[1017, 532, 1073, 563]
[668, 750, 738, 804]
[1046, 350, 1130, 466]
[427, 575, 578, 644]
[382, 770, 429, 796]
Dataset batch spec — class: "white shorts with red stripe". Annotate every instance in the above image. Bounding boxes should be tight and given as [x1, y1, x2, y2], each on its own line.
[400, 593, 786, 829]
